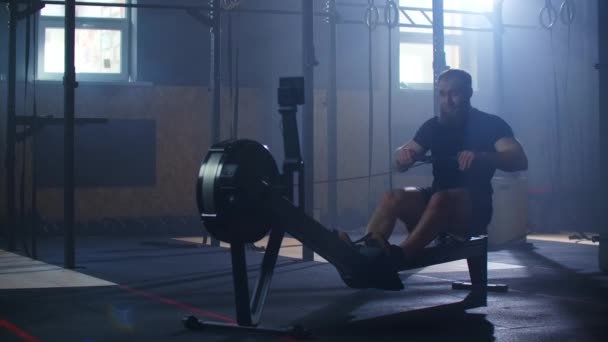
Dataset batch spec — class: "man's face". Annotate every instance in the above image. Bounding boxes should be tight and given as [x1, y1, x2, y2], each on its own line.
[438, 78, 472, 125]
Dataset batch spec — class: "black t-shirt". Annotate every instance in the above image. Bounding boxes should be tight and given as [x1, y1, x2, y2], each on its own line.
[413, 108, 514, 202]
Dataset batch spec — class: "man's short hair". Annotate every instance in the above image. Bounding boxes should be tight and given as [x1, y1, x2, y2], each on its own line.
[437, 69, 472, 89]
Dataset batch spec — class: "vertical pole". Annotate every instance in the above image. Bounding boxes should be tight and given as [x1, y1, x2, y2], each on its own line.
[599, 0, 608, 273]
[208, 0, 221, 247]
[64, 0, 76, 269]
[387, 2, 394, 190]
[210, 0, 221, 145]
[32, 125, 38, 259]
[31, 13, 39, 260]
[6, 0, 18, 252]
[493, 0, 505, 115]
[366, 11, 374, 218]
[432, 0, 446, 117]
[327, 0, 337, 230]
[302, 0, 315, 261]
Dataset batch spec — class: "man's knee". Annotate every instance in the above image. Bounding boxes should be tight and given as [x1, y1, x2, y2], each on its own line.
[380, 190, 406, 211]
[427, 191, 451, 209]
[428, 189, 471, 212]
[380, 189, 425, 212]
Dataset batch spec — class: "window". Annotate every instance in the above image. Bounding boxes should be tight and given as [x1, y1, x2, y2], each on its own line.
[398, 0, 492, 89]
[38, 0, 132, 81]
[400, 43, 460, 85]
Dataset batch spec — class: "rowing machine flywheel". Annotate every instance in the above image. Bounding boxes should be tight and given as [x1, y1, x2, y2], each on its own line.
[196, 139, 279, 243]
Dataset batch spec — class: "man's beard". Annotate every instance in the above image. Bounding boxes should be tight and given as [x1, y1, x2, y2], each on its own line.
[439, 105, 469, 125]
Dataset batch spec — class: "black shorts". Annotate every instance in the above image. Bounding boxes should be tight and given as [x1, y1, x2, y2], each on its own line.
[418, 186, 493, 239]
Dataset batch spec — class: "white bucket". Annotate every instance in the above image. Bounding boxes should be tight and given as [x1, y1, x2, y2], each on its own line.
[487, 176, 528, 246]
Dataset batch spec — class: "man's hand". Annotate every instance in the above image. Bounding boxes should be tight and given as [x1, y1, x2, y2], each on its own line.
[458, 139, 529, 172]
[394, 148, 417, 172]
[457, 150, 478, 171]
[494, 137, 528, 172]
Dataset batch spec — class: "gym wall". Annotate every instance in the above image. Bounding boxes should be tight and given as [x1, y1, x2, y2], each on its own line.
[0, 0, 600, 234]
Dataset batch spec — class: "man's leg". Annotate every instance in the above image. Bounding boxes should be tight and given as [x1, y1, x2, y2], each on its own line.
[400, 189, 472, 259]
[397, 187, 433, 234]
[338, 188, 427, 248]
[366, 188, 428, 240]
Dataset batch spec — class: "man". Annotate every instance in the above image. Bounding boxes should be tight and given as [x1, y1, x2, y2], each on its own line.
[341, 69, 528, 265]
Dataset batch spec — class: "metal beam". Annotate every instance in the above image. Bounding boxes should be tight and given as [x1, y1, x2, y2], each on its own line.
[0, 0, 542, 31]
[341, 20, 494, 32]
[1, 0, 334, 17]
[2, 0, 213, 11]
[64, 0, 76, 269]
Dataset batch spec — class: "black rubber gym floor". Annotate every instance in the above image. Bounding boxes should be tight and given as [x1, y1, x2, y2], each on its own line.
[1, 234, 606, 341]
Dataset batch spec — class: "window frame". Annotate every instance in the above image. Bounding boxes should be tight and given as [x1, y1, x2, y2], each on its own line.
[36, 1, 133, 82]
[397, 0, 481, 91]
[398, 29, 464, 90]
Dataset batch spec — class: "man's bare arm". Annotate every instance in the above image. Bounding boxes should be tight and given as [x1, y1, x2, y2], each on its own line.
[480, 137, 528, 172]
[397, 140, 427, 155]
[394, 140, 428, 171]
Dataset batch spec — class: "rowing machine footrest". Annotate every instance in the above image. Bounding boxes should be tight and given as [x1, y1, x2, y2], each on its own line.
[339, 245, 404, 291]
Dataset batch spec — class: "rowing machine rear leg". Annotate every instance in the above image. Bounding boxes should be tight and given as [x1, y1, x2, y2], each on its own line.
[452, 251, 508, 306]
[451, 253, 488, 306]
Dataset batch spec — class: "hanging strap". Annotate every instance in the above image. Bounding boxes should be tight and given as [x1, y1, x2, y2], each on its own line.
[232, 10, 240, 139]
[385, 0, 398, 191]
[549, 25, 562, 193]
[226, 11, 235, 138]
[233, 45, 239, 139]
[548, 0, 576, 193]
[365, 0, 378, 212]
[227, 11, 233, 100]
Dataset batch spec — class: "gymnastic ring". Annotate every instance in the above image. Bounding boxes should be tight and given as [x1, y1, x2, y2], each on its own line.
[559, 0, 575, 26]
[384, 0, 399, 29]
[365, 6, 380, 30]
[539, 1, 557, 30]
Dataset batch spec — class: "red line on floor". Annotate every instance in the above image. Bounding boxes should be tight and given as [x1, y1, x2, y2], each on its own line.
[119, 285, 302, 341]
[281, 337, 302, 342]
[118, 285, 236, 323]
[0, 319, 41, 342]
